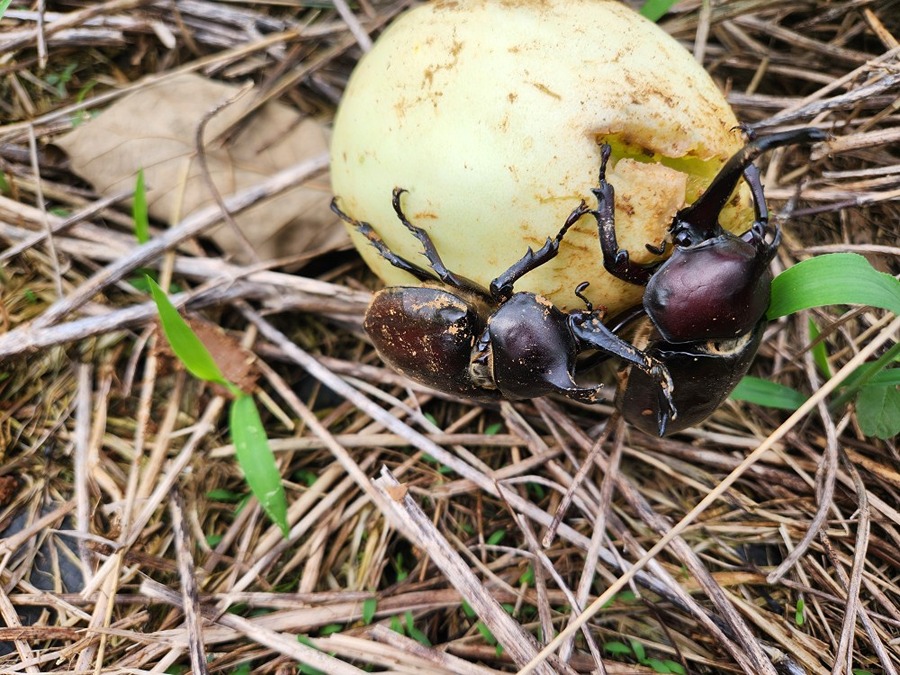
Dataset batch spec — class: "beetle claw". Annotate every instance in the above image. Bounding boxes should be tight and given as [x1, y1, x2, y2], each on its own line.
[656, 409, 670, 438]
[645, 239, 667, 256]
[649, 362, 678, 437]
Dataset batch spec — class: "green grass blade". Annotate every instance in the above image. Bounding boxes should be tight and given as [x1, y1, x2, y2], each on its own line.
[147, 277, 230, 386]
[603, 641, 633, 656]
[630, 639, 647, 662]
[639, 0, 678, 21]
[0, 0, 11, 19]
[133, 168, 149, 244]
[808, 318, 832, 379]
[362, 597, 377, 625]
[870, 369, 900, 386]
[769, 253, 900, 319]
[230, 394, 289, 537]
[296, 635, 325, 675]
[831, 341, 900, 409]
[731, 376, 807, 410]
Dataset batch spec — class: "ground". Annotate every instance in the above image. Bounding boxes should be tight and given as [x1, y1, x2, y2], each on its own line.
[0, 1, 898, 673]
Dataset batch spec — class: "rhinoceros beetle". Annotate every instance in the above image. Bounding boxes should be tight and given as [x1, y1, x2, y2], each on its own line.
[331, 189, 677, 434]
[591, 127, 827, 435]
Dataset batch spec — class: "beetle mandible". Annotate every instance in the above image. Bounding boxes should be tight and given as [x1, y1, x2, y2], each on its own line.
[590, 127, 828, 435]
[331, 189, 678, 435]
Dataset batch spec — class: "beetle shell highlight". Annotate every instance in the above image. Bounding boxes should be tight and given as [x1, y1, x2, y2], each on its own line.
[644, 232, 773, 343]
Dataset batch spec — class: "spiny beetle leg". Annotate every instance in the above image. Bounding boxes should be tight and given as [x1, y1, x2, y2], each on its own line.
[568, 310, 677, 436]
[489, 200, 591, 302]
[331, 198, 437, 283]
[591, 143, 658, 286]
[391, 188, 486, 295]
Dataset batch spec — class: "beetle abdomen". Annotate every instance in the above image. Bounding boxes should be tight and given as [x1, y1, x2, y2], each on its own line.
[618, 318, 765, 435]
[644, 234, 772, 343]
[365, 287, 496, 400]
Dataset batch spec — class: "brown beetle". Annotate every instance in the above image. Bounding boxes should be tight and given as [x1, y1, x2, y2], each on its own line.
[592, 128, 827, 434]
[332, 189, 677, 434]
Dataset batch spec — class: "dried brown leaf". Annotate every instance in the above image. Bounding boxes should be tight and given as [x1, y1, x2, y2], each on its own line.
[185, 316, 259, 394]
[55, 73, 347, 262]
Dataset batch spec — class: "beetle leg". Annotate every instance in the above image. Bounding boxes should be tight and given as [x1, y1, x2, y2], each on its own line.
[541, 379, 606, 404]
[568, 310, 677, 436]
[742, 164, 768, 225]
[391, 188, 487, 295]
[331, 198, 440, 283]
[488, 200, 591, 302]
[591, 144, 658, 286]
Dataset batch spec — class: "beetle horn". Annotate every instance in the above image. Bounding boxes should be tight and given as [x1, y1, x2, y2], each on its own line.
[675, 127, 829, 242]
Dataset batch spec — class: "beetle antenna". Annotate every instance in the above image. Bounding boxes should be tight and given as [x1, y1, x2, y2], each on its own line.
[574, 282, 593, 312]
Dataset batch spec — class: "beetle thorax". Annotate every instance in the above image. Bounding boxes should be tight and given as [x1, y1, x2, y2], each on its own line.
[644, 232, 773, 342]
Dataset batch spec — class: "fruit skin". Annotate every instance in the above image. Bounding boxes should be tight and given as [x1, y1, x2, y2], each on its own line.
[331, 0, 751, 315]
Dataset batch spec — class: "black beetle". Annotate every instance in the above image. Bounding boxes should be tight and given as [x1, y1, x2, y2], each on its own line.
[331, 189, 677, 434]
[591, 127, 827, 435]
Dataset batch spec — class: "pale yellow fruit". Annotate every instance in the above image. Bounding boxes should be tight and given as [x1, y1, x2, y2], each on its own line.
[331, 0, 751, 315]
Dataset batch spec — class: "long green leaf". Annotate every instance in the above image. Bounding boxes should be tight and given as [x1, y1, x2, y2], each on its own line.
[0, 0, 12, 20]
[808, 318, 832, 379]
[769, 253, 900, 319]
[230, 394, 289, 537]
[149, 279, 291, 530]
[731, 376, 807, 410]
[855, 383, 900, 440]
[639, 0, 678, 21]
[148, 277, 231, 387]
[362, 597, 377, 625]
